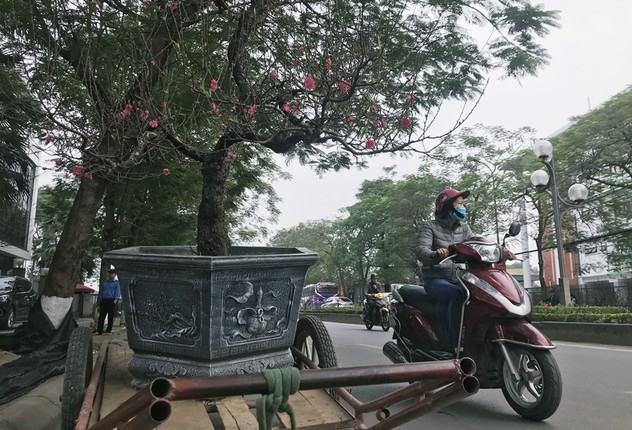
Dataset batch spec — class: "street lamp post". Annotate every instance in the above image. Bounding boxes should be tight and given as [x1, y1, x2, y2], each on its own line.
[530, 140, 588, 306]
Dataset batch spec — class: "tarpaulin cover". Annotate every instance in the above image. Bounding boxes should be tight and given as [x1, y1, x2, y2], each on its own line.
[0, 298, 76, 405]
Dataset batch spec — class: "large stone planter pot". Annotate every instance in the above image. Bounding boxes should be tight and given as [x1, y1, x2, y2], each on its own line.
[103, 246, 318, 386]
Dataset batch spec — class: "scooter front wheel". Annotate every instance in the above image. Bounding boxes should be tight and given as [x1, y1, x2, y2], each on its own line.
[500, 346, 562, 421]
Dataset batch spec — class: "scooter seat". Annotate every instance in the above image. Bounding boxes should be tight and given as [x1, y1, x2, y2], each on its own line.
[398, 284, 432, 301]
[397, 284, 447, 320]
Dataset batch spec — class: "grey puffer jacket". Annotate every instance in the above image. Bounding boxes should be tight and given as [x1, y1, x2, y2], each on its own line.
[415, 217, 473, 283]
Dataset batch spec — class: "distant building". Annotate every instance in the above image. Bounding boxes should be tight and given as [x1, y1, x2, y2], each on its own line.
[0, 152, 41, 276]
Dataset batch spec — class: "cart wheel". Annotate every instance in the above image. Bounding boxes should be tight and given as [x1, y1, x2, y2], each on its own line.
[293, 316, 338, 369]
[61, 326, 94, 430]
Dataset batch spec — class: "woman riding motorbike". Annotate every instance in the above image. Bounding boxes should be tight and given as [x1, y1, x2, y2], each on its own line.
[416, 188, 515, 351]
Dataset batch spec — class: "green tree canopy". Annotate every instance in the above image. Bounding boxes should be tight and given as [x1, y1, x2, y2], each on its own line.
[554, 86, 632, 272]
[0, 0, 559, 299]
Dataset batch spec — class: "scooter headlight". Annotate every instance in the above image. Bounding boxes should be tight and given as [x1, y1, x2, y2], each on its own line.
[468, 242, 501, 263]
[462, 271, 531, 316]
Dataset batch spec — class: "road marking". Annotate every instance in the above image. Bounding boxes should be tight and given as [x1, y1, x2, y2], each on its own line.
[357, 343, 383, 350]
[555, 342, 632, 353]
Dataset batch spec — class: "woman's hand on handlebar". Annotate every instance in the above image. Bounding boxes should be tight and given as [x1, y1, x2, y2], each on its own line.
[434, 248, 450, 259]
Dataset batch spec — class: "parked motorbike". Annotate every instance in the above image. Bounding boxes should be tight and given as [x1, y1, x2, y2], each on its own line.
[384, 222, 562, 421]
[362, 292, 391, 331]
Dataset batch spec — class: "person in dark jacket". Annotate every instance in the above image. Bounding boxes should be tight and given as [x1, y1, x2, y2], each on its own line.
[540, 289, 560, 307]
[415, 188, 473, 351]
[96, 268, 121, 335]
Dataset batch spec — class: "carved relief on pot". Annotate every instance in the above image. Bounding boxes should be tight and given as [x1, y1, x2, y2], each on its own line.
[129, 277, 201, 345]
[223, 279, 294, 342]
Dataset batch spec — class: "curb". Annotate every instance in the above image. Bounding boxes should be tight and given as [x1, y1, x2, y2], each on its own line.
[300, 312, 632, 347]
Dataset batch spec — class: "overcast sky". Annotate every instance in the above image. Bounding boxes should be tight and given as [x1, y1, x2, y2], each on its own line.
[261, 0, 632, 241]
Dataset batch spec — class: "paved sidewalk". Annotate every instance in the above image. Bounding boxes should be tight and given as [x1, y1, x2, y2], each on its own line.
[0, 317, 126, 430]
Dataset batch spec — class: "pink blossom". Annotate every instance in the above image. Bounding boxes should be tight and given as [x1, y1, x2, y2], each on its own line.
[338, 80, 350, 93]
[248, 104, 257, 117]
[346, 115, 355, 125]
[210, 103, 221, 116]
[299, 46, 305, 53]
[162, 168, 170, 176]
[44, 134, 52, 143]
[169, 2, 177, 12]
[54, 158, 62, 166]
[365, 138, 377, 150]
[292, 6, 298, 12]
[304, 76, 316, 91]
[150, 59, 157, 66]
[149, 120, 159, 128]
[325, 57, 332, 73]
[141, 110, 150, 121]
[162, 99, 168, 110]
[84, 172, 93, 181]
[227, 150, 238, 161]
[293, 58, 301, 66]
[379, 118, 388, 128]
[400, 117, 412, 128]
[210, 79, 218, 92]
[271, 70, 279, 80]
[117, 104, 133, 120]
[282, 102, 290, 113]
[72, 165, 84, 175]
[221, 124, 228, 130]
[405, 94, 413, 102]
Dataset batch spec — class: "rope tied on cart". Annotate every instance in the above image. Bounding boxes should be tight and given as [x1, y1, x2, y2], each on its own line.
[256, 367, 300, 430]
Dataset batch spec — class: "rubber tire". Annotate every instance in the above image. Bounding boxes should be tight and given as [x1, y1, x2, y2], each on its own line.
[293, 315, 338, 369]
[61, 326, 94, 430]
[364, 319, 374, 330]
[0, 307, 15, 329]
[500, 347, 562, 421]
[380, 312, 390, 331]
[383, 340, 408, 364]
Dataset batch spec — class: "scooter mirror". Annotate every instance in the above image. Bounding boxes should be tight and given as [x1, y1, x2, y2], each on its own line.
[507, 221, 521, 237]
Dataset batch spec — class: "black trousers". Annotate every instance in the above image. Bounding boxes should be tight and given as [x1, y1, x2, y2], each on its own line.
[97, 299, 117, 334]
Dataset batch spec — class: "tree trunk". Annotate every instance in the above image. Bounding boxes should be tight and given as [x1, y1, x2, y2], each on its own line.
[197, 153, 231, 256]
[42, 175, 107, 297]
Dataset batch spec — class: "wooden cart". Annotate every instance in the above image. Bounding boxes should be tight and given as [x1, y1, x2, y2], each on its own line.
[62, 316, 478, 430]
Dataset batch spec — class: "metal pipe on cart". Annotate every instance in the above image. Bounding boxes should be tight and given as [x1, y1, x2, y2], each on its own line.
[150, 361, 470, 401]
[116, 400, 172, 430]
[86, 386, 163, 430]
[337, 377, 454, 415]
[369, 375, 480, 430]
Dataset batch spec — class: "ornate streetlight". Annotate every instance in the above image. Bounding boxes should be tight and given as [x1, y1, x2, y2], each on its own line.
[530, 140, 588, 305]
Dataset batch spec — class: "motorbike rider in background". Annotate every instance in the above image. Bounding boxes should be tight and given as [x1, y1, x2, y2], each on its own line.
[363, 273, 382, 319]
[366, 273, 381, 294]
[416, 188, 514, 352]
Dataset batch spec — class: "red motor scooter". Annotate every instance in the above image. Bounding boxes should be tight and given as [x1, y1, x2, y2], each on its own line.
[384, 222, 562, 421]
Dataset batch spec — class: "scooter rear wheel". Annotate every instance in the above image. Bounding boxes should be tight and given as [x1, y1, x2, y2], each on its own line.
[500, 346, 562, 421]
